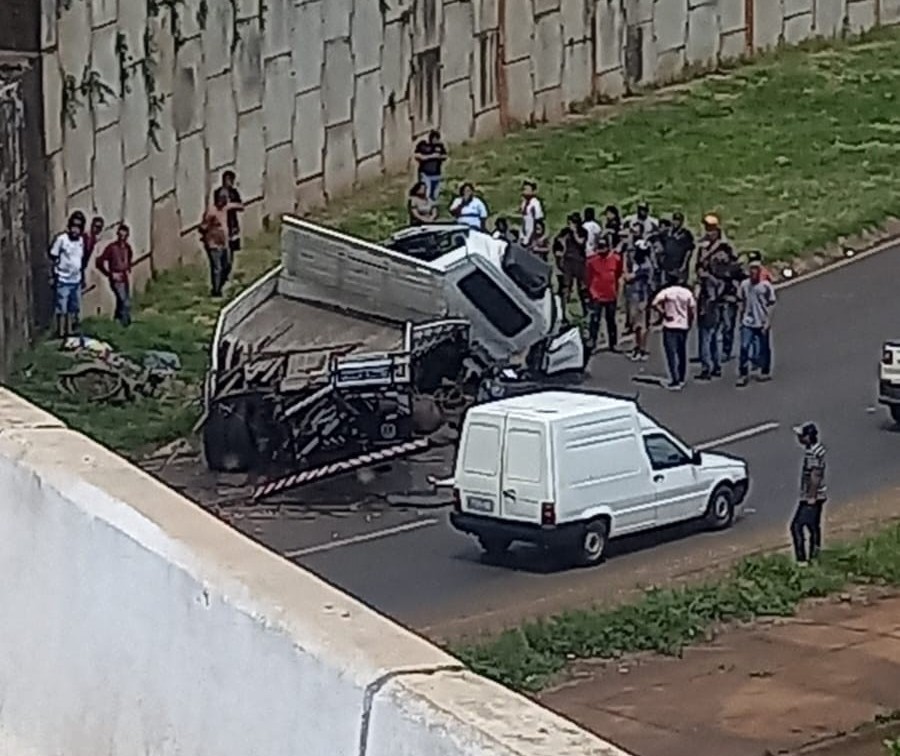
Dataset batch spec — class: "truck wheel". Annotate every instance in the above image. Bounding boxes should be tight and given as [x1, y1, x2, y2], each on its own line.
[890, 406, 900, 425]
[478, 535, 512, 558]
[576, 519, 609, 567]
[704, 484, 735, 531]
[203, 401, 255, 473]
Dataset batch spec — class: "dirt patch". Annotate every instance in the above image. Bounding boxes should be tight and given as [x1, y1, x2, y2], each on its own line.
[539, 592, 900, 756]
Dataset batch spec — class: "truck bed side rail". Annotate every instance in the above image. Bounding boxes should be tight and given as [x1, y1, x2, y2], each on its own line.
[280, 215, 448, 324]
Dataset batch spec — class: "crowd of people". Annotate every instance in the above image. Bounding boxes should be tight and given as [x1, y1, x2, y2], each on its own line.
[409, 131, 778, 391]
[47, 170, 246, 339]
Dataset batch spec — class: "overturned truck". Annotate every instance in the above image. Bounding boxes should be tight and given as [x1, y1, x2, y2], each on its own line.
[202, 216, 585, 491]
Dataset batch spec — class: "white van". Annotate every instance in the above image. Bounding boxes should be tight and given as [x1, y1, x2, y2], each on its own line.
[449, 391, 749, 566]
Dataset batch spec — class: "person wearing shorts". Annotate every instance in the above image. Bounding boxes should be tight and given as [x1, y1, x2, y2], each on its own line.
[625, 243, 654, 361]
[48, 216, 86, 338]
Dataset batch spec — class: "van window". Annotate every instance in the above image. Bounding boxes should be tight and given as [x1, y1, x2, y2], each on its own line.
[643, 433, 690, 470]
[463, 422, 501, 475]
[504, 429, 542, 482]
[457, 270, 531, 337]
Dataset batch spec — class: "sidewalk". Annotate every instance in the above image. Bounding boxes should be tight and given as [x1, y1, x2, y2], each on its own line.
[540, 591, 900, 756]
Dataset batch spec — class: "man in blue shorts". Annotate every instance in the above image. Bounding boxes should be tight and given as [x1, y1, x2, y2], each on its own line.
[49, 215, 86, 338]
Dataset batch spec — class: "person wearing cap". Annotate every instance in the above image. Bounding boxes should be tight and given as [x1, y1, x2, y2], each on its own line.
[624, 201, 659, 240]
[790, 422, 827, 563]
[696, 214, 742, 363]
[585, 234, 623, 352]
[736, 258, 776, 387]
[746, 250, 772, 282]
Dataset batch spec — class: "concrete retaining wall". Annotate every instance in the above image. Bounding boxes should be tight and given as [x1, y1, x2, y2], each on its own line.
[0, 387, 630, 756]
[42, 0, 900, 315]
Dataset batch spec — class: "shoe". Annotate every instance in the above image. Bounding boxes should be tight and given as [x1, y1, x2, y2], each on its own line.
[736, 376, 749, 387]
[711, 368, 722, 378]
[639, 352, 649, 362]
[628, 350, 641, 362]
[666, 381, 684, 391]
[689, 356, 702, 364]
[695, 372, 711, 381]
[756, 374, 772, 382]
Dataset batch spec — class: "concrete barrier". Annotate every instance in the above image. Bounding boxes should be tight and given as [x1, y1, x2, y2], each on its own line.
[0, 387, 632, 756]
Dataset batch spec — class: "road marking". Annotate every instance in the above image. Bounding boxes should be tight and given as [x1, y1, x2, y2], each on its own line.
[283, 518, 440, 558]
[696, 422, 780, 451]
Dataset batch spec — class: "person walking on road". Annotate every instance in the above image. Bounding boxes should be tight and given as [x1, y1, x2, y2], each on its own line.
[736, 259, 776, 387]
[585, 235, 623, 353]
[790, 422, 827, 564]
[652, 273, 696, 391]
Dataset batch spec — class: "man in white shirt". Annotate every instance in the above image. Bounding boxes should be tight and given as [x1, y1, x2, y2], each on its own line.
[519, 180, 544, 245]
[582, 206, 603, 256]
[624, 201, 659, 239]
[652, 273, 696, 390]
[450, 182, 489, 230]
[48, 215, 86, 338]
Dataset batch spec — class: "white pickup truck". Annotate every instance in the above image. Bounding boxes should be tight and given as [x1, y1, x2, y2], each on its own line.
[878, 340, 900, 424]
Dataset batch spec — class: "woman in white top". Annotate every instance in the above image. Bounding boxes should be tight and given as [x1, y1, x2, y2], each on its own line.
[450, 183, 489, 231]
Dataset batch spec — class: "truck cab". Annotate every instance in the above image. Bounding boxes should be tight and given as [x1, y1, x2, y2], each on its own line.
[449, 391, 749, 566]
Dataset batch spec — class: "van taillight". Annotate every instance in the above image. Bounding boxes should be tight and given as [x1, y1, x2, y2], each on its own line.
[452, 487, 461, 513]
[884, 349, 894, 366]
[541, 501, 556, 526]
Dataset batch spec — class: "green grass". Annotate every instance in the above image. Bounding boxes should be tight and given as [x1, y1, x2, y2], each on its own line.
[10, 29, 900, 455]
[886, 737, 900, 755]
[318, 29, 900, 259]
[450, 525, 900, 693]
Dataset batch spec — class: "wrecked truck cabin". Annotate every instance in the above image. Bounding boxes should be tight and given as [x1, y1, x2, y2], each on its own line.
[202, 216, 585, 486]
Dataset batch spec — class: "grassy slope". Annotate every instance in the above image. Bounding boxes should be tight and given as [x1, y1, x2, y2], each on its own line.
[9, 30, 900, 455]
[452, 525, 900, 693]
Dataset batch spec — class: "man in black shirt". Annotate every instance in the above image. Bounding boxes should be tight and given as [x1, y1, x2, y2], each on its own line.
[413, 130, 448, 202]
[660, 211, 695, 279]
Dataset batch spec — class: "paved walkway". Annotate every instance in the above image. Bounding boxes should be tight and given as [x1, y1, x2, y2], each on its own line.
[540, 592, 900, 756]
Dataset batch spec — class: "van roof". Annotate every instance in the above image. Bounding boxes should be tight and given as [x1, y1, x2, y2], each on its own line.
[472, 390, 636, 420]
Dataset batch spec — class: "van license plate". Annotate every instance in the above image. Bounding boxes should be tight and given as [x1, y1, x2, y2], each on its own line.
[467, 497, 494, 513]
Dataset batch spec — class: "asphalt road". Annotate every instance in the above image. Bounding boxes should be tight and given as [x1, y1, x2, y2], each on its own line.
[238, 244, 900, 633]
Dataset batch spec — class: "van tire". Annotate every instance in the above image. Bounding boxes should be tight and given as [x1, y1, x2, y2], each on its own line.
[203, 401, 255, 473]
[704, 484, 735, 531]
[890, 406, 900, 425]
[576, 519, 609, 567]
[478, 535, 512, 557]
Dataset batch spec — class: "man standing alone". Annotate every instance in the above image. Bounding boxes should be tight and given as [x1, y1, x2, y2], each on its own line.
[652, 273, 696, 391]
[790, 423, 827, 564]
[95, 223, 135, 326]
[219, 171, 244, 256]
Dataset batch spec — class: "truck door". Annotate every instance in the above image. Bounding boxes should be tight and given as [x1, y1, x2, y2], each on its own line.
[457, 417, 505, 518]
[500, 419, 548, 524]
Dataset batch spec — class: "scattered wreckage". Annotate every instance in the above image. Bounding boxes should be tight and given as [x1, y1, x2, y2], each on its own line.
[201, 216, 587, 499]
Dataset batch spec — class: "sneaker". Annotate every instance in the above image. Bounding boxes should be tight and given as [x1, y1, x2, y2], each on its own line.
[639, 351, 649, 362]
[666, 381, 684, 391]
[628, 350, 642, 362]
[695, 372, 712, 381]
[711, 368, 722, 378]
[756, 373, 772, 383]
[736, 376, 749, 387]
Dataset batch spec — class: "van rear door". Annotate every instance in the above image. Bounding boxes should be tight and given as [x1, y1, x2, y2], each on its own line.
[499, 417, 549, 523]
[457, 415, 505, 517]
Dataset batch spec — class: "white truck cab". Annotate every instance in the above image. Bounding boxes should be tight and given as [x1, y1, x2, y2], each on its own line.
[878, 340, 900, 424]
[449, 391, 749, 566]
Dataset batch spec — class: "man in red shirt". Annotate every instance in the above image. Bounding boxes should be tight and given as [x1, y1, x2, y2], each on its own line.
[585, 236, 623, 352]
[95, 223, 135, 326]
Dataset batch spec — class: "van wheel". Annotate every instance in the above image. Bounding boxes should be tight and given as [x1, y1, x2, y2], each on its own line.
[576, 519, 609, 567]
[203, 401, 255, 473]
[704, 484, 735, 531]
[478, 535, 512, 557]
[890, 406, 900, 425]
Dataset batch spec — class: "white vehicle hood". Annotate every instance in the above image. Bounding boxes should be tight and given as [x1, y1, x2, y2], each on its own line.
[699, 451, 747, 475]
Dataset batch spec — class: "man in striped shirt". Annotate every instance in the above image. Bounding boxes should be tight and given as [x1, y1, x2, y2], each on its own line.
[790, 422, 827, 563]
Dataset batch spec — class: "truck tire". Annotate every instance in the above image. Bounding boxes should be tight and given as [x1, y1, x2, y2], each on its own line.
[890, 406, 900, 425]
[575, 519, 609, 567]
[203, 401, 255, 473]
[704, 484, 735, 531]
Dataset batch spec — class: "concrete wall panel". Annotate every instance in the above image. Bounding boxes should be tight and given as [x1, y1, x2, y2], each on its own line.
[441, 78, 475, 143]
[42, 55, 63, 156]
[61, 107, 94, 196]
[120, 70, 150, 167]
[354, 70, 385, 160]
[533, 12, 565, 91]
[783, 0, 814, 15]
[236, 109, 266, 201]
[719, 0, 747, 33]
[504, 57, 536, 123]
[202, 0, 233, 79]
[381, 21, 412, 104]
[503, 0, 535, 61]
[351, 0, 384, 73]
[322, 39, 355, 127]
[263, 143, 295, 219]
[263, 0, 293, 59]
[262, 55, 294, 148]
[90, 24, 120, 130]
[382, 100, 413, 171]
[293, 1, 324, 93]
[654, 0, 689, 51]
[783, 12, 814, 42]
[323, 122, 357, 199]
[205, 74, 239, 170]
[123, 159, 153, 278]
[814, 0, 846, 35]
[883, 0, 900, 23]
[172, 38, 205, 138]
[93, 124, 125, 226]
[720, 29, 747, 60]
[294, 90, 326, 180]
[90, 0, 118, 29]
[233, 19, 264, 112]
[686, 4, 720, 66]
[323, 0, 353, 40]
[443, 2, 475, 83]
[174, 132, 206, 230]
[563, 42, 594, 104]
[846, 0, 877, 32]
[753, 0, 784, 48]
[150, 97, 177, 200]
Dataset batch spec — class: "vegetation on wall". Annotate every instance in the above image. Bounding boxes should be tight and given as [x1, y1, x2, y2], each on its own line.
[56, 0, 266, 144]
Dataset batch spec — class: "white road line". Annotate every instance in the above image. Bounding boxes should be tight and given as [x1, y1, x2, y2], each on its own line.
[696, 421, 780, 451]
[283, 518, 440, 559]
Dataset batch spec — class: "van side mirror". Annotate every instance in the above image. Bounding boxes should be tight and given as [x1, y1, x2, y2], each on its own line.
[691, 450, 702, 466]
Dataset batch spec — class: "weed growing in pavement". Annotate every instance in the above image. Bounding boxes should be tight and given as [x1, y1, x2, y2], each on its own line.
[451, 525, 900, 692]
[885, 737, 900, 756]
